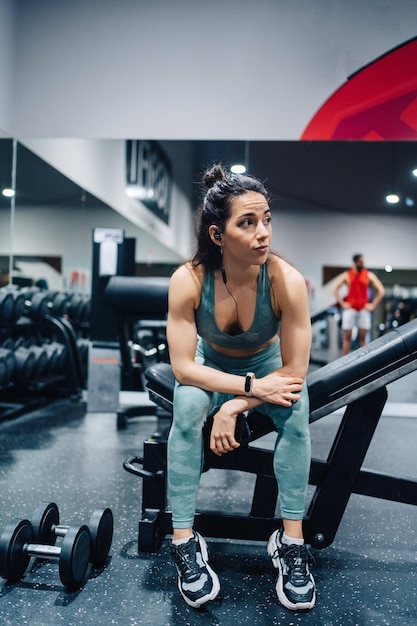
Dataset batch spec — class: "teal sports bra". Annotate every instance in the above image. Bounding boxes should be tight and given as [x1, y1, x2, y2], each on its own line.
[195, 263, 280, 350]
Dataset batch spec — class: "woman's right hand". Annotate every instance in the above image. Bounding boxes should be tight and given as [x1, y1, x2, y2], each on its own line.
[252, 372, 303, 407]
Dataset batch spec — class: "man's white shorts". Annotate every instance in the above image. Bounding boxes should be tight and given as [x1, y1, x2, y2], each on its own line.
[342, 307, 371, 331]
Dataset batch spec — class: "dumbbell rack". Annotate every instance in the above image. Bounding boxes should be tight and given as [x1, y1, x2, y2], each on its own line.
[0, 290, 86, 422]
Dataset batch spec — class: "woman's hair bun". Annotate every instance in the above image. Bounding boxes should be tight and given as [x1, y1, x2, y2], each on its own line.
[202, 163, 227, 189]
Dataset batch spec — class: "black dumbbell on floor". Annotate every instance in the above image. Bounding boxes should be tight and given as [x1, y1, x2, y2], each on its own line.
[0, 518, 91, 588]
[31, 502, 113, 568]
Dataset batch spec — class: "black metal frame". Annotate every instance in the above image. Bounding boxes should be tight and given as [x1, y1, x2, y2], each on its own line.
[125, 385, 404, 552]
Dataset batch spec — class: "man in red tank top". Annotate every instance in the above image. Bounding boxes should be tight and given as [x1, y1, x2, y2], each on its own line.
[332, 254, 385, 355]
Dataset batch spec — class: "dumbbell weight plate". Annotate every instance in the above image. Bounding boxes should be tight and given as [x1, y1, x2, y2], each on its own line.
[50, 342, 67, 373]
[0, 347, 11, 387]
[0, 292, 14, 322]
[68, 295, 83, 320]
[79, 298, 91, 323]
[29, 345, 48, 378]
[2, 338, 14, 351]
[13, 347, 35, 384]
[0, 348, 15, 386]
[58, 525, 91, 588]
[27, 292, 49, 321]
[0, 519, 34, 581]
[88, 508, 114, 567]
[0, 355, 6, 387]
[51, 293, 69, 317]
[31, 502, 60, 546]
[14, 337, 26, 350]
[11, 292, 26, 321]
[43, 344, 60, 374]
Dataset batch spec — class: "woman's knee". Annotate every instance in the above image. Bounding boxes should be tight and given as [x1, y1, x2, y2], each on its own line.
[173, 385, 212, 432]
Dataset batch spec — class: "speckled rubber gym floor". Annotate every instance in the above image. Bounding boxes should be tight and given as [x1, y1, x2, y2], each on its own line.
[0, 371, 416, 626]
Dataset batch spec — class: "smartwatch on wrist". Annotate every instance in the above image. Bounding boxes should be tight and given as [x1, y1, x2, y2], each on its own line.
[244, 372, 255, 396]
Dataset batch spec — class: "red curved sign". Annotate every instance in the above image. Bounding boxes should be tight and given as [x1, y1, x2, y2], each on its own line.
[301, 37, 417, 140]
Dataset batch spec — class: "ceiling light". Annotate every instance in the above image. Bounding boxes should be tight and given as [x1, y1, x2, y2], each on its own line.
[405, 196, 414, 206]
[125, 185, 147, 199]
[2, 188, 15, 197]
[385, 193, 400, 204]
[230, 164, 246, 174]
[412, 168, 417, 177]
[384, 265, 393, 273]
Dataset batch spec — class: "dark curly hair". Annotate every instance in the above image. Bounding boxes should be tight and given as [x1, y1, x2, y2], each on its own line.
[191, 163, 270, 270]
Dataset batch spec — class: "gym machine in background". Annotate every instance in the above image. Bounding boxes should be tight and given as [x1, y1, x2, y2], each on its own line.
[88, 227, 171, 418]
[103, 275, 170, 428]
[87, 228, 136, 413]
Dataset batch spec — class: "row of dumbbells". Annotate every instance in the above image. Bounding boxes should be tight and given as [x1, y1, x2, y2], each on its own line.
[0, 502, 113, 588]
[0, 287, 91, 325]
[0, 336, 68, 388]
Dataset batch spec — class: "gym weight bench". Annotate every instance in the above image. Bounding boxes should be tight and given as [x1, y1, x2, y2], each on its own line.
[124, 318, 417, 553]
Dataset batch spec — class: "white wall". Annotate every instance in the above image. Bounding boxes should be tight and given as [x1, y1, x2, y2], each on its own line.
[8, 0, 417, 140]
[19, 138, 194, 262]
[0, 201, 184, 291]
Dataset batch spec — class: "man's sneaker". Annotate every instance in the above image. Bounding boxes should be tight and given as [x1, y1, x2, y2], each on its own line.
[171, 531, 220, 608]
[267, 528, 316, 611]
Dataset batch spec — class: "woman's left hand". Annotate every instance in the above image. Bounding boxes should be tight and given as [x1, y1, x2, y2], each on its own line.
[209, 403, 242, 457]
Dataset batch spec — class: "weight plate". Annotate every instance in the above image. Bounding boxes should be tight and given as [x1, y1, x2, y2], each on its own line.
[3, 350, 15, 385]
[43, 344, 59, 374]
[14, 337, 26, 350]
[13, 347, 35, 383]
[88, 508, 114, 566]
[12, 293, 26, 321]
[68, 295, 83, 320]
[0, 519, 34, 581]
[0, 348, 14, 385]
[51, 343, 67, 373]
[31, 502, 59, 545]
[0, 358, 6, 387]
[28, 292, 49, 321]
[59, 525, 91, 588]
[52, 293, 69, 316]
[29, 346, 48, 378]
[0, 292, 14, 322]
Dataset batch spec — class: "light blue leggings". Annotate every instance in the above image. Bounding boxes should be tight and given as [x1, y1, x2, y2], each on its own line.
[167, 338, 311, 529]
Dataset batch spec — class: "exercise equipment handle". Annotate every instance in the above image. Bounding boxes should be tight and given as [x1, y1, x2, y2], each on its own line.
[123, 456, 164, 480]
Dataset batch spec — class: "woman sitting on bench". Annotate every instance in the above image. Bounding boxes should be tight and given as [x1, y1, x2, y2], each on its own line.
[166, 163, 316, 611]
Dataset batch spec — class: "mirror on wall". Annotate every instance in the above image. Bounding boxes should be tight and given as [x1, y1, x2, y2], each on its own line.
[0, 138, 15, 287]
[1, 138, 417, 301]
[0, 139, 118, 292]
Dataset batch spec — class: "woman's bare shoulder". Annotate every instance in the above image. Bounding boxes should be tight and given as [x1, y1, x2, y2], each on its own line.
[267, 254, 305, 285]
[170, 263, 204, 301]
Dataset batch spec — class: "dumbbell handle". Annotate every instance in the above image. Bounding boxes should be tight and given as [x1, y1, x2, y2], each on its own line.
[51, 524, 70, 537]
[24, 542, 61, 559]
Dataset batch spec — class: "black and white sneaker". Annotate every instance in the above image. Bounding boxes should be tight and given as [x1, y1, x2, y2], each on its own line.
[267, 528, 316, 611]
[171, 531, 220, 608]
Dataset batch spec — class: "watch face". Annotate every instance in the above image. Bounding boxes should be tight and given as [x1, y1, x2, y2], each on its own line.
[245, 373, 254, 394]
